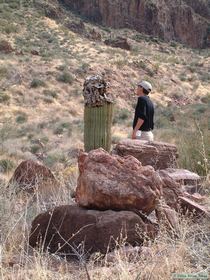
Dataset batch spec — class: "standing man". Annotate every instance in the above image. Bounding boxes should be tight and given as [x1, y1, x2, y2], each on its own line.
[132, 80, 154, 141]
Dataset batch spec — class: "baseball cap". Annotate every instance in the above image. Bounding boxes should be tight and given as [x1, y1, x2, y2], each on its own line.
[138, 80, 152, 92]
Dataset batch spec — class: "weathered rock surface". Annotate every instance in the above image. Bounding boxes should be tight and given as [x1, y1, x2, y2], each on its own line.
[161, 168, 201, 186]
[179, 196, 209, 217]
[8, 160, 58, 193]
[155, 201, 180, 232]
[62, 0, 210, 48]
[113, 139, 178, 170]
[76, 148, 162, 214]
[159, 170, 209, 217]
[158, 170, 183, 211]
[104, 37, 131, 50]
[29, 205, 159, 255]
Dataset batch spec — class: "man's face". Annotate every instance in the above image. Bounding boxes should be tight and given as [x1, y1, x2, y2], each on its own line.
[136, 86, 143, 96]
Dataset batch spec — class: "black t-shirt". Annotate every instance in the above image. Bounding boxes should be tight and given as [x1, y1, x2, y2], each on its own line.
[133, 95, 154, 131]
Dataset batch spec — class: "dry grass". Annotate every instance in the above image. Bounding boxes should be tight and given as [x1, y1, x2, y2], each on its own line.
[0, 175, 210, 279]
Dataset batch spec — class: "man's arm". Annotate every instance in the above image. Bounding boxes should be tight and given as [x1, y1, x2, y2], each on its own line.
[132, 118, 144, 139]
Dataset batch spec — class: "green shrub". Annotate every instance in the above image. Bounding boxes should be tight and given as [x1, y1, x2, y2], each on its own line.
[30, 145, 41, 154]
[3, 23, 19, 34]
[16, 113, 28, 124]
[56, 72, 74, 84]
[53, 122, 72, 135]
[177, 124, 209, 176]
[0, 93, 10, 103]
[0, 159, 15, 173]
[30, 78, 46, 88]
[113, 108, 131, 125]
[43, 89, 58, 98]
[0, 66, 8, 80]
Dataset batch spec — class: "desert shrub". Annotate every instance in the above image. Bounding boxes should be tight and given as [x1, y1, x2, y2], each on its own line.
[30, 145, 41, 154]
[0, 158, 15, 173]
[43, 152, 67, 168]
[30, 78, 46, 88]
[3, 23, 19, 34]
[177, 123, 209, 176]
[0, 92, 10, 103]
[43, 96, 54, 104]
[113, 108, 131, 125]
[16, 113, 28, 124]
[53, 122, 72, 135]
[0, 66, 8, 80]
[75, 63, 89, 75]
[201, 93, 210, 104]
[56, 72, 74, 84]
[43, 89, 58, 99]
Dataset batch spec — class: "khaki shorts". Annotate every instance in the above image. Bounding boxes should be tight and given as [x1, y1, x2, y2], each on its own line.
[136, 131, 154, 141]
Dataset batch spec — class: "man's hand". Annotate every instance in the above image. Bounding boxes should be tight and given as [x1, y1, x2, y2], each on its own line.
[132, 131, 137, 139]
[132, 118, 144, 139]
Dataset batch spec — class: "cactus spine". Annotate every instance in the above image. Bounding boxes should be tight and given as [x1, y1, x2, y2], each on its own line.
[83, 75, 114, 152]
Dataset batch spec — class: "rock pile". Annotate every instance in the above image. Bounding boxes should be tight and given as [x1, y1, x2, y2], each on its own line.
[29, 145, 209, 259]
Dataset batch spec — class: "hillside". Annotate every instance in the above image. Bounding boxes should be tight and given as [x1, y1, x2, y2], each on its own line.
[0, 1, 210, 279]
[0, 0, 209, 176]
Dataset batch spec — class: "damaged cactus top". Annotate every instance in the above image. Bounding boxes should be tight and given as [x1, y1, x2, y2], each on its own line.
[83, 75, 114, 106]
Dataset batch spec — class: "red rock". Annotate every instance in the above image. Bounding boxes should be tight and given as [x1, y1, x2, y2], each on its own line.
[113, 139, 178, 170]
[178, 196, 209, 217]
[29, 205, 159, 256]
[62, 0, 210, 48]
[160, 168, 201, 186]
[155, 202, 179, 232]
[8, 160, 58, 193]
[158, 170, 184, 211]
[76, 148, 162, 214]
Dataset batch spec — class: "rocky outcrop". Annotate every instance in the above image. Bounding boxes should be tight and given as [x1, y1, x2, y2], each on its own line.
[158, 170, 209, 217]
[76, 148, 162, 214]
[29, 205, 159, 256]
[104, 37, 131, 50]
[112, 139, 178, 170]
[61, 0, 210, 48]
[8, 160, 58, 193]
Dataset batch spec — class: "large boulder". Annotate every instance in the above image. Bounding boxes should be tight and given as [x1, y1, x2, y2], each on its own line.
[29, 205, 159, 256]
[76, 148, 162, 214]
[8, 160, 58, 193]
[112, 139, 178, 170]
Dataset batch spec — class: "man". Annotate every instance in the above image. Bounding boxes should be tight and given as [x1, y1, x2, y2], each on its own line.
[132, 80, 154, 141]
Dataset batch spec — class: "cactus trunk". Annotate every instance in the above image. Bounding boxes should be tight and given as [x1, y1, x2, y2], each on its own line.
[84, 103, 113, 152]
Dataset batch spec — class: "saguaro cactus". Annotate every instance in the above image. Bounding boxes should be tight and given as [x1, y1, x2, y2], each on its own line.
[83, 75, 114, 152]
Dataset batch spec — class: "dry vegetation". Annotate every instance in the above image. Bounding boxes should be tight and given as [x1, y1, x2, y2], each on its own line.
[1, 178, 210, 280]
[0, 0, 210, 279]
